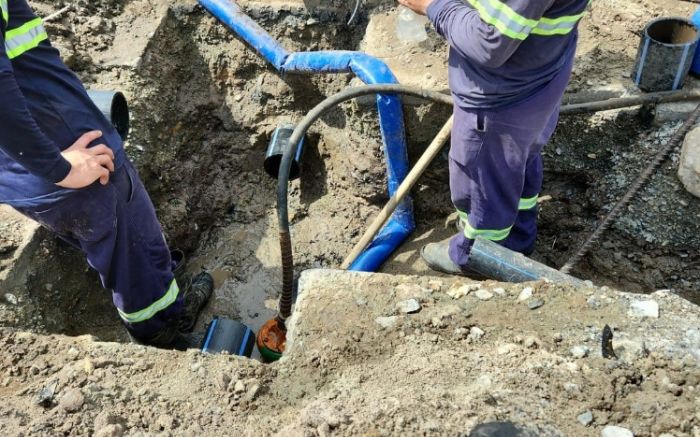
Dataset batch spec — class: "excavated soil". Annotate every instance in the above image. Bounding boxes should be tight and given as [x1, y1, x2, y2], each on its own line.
[1, 0, 700, 435]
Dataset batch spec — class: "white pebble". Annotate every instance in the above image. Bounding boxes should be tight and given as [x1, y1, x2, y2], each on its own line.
[601, 425, 634, 437]
[571, 346, 590, 359]
[518, 287, 533, 301]
[475, 290, 494, 301]
[628, 300, 659, 318]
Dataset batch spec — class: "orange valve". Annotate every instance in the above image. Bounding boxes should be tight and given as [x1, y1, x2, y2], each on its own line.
[256, 318, 287, 362]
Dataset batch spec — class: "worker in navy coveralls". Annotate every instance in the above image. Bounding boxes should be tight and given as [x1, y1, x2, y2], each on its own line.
[0, 0, 213, 348]
[398, 0, 589, 275]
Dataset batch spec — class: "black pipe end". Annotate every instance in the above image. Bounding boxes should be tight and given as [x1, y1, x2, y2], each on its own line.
[110, 92, 130, 141]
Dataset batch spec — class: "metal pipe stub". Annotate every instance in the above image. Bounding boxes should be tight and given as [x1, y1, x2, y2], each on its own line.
[265, 123, 304, 180]
[87, 90, 130, 141]
[633, 17, 700, 92]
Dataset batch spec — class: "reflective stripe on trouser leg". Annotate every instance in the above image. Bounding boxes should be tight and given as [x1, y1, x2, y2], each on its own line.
[117, 279, 180, 324]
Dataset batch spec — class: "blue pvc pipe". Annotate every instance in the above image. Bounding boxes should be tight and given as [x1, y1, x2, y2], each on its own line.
[198, 0, 415, 272]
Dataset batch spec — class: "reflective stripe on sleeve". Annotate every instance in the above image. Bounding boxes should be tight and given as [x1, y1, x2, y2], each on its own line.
[5, 18, 48, 59]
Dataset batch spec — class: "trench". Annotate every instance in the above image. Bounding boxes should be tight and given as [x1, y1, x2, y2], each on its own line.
[3, 5, 700, 344]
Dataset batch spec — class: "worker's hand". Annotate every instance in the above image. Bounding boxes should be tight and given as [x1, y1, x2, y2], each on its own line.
[398, 0, 434, 15]
[56, 130, 115, 189]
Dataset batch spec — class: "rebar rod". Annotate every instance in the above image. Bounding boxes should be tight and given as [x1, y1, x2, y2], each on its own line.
[560, 102, 700, 274]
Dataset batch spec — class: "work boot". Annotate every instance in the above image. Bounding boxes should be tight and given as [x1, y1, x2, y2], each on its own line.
[178, 272, 214, 332]
[420, 238, 467, 276]
[171, 249, 215, 333]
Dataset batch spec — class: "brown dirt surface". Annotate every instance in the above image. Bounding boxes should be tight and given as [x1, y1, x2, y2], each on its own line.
[1, 270, 699, 436]
[2, 0, 700, 436]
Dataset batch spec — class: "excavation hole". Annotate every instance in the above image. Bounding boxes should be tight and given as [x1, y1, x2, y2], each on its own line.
[2, 7, 699, 347]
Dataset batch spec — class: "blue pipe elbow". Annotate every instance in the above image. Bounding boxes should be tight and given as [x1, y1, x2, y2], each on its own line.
[198, 0, 416, 272]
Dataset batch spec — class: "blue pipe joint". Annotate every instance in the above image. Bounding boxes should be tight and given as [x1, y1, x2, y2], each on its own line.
[198, 0, 416, 272]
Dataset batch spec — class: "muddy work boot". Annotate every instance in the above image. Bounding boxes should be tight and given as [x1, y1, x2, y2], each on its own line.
[420, 238, 467, 276]
[171, 250, 214, 333]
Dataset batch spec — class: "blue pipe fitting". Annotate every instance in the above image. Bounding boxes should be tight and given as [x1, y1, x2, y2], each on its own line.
[198, 0, 415, 272]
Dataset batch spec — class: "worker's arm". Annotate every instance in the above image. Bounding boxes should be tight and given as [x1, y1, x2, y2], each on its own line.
[0, 19, 113, 188]
[401, 0, 555, 69]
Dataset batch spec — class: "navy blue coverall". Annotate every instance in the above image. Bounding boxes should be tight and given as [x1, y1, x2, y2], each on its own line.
[426, 0, 588, 267]
[0, 0, 182, 341]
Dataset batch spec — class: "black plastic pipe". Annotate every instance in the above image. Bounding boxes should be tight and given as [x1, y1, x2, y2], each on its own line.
[87, 90, 130, 141]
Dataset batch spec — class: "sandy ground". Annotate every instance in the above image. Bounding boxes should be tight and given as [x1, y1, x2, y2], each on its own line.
[1, 270, 699, 436]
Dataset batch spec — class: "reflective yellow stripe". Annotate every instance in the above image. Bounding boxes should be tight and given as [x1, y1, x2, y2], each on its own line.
[117, 279, 180, 324]
[466, 0, 589, 41]
[457, 211, 512, 241]
[5, 18, 48, 59]
[1, 0, 8, 25]
[518, 195, 538, 210]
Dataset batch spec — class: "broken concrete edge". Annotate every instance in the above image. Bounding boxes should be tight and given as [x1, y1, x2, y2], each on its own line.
[2, 268, 698, 369]
[286, 269, 700, 362]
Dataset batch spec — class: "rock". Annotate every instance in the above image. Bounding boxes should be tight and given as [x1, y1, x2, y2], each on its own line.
[469, 327, 485, 340]
[36, 380, 58, 407]
[601, 425, 634, 437]
[233, 380, 246, 394]
[571, 346, 590, 359]
[628, 300, 659, 318]
[447, 283, 479, 299]
[577, 411, 594, 426]
[375, 316, 399, 330]
[524, 336, 540, 349]
[245, 384, 261, 402]
[492, 287, 506, 297]
[59, 388, 85, 413]
[518, 287, 533, 301]
[94, 412, 125, 431]
[528, 298, 545, 310]
[475, 290, 494, 301]
[217, 373, 231, 390]
[498, 344, 519, 355]
[3, 293, 18, 305]
[553, 333, 564, 343]
[454, 327, 470, 339]
[613, 337, 648, 363]
[84, 358, 95, 375]
[95, 424, 124, 437]
[394, 284, 425, 299]
[396, 299, 421, 314]
[427, 280, 443, 292]
[156, 414, 175, 430]
[679, 125, 700, 198]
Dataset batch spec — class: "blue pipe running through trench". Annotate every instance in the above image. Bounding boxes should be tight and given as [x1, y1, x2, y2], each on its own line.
[198, 0, 415, 272]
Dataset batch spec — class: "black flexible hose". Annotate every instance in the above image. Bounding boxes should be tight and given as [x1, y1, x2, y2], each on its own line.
[274, 83, 700, 321]
[275, 85, 453, 321]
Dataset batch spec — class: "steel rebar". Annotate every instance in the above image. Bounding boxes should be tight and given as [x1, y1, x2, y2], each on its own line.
[560, 102, 700, 274]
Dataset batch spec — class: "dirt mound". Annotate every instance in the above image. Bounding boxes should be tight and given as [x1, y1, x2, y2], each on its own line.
[1, 270, 698, 436]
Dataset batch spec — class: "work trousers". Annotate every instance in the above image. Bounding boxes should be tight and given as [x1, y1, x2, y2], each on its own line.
[448, 63, 572, 268]
[13, 161, 182, 340]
